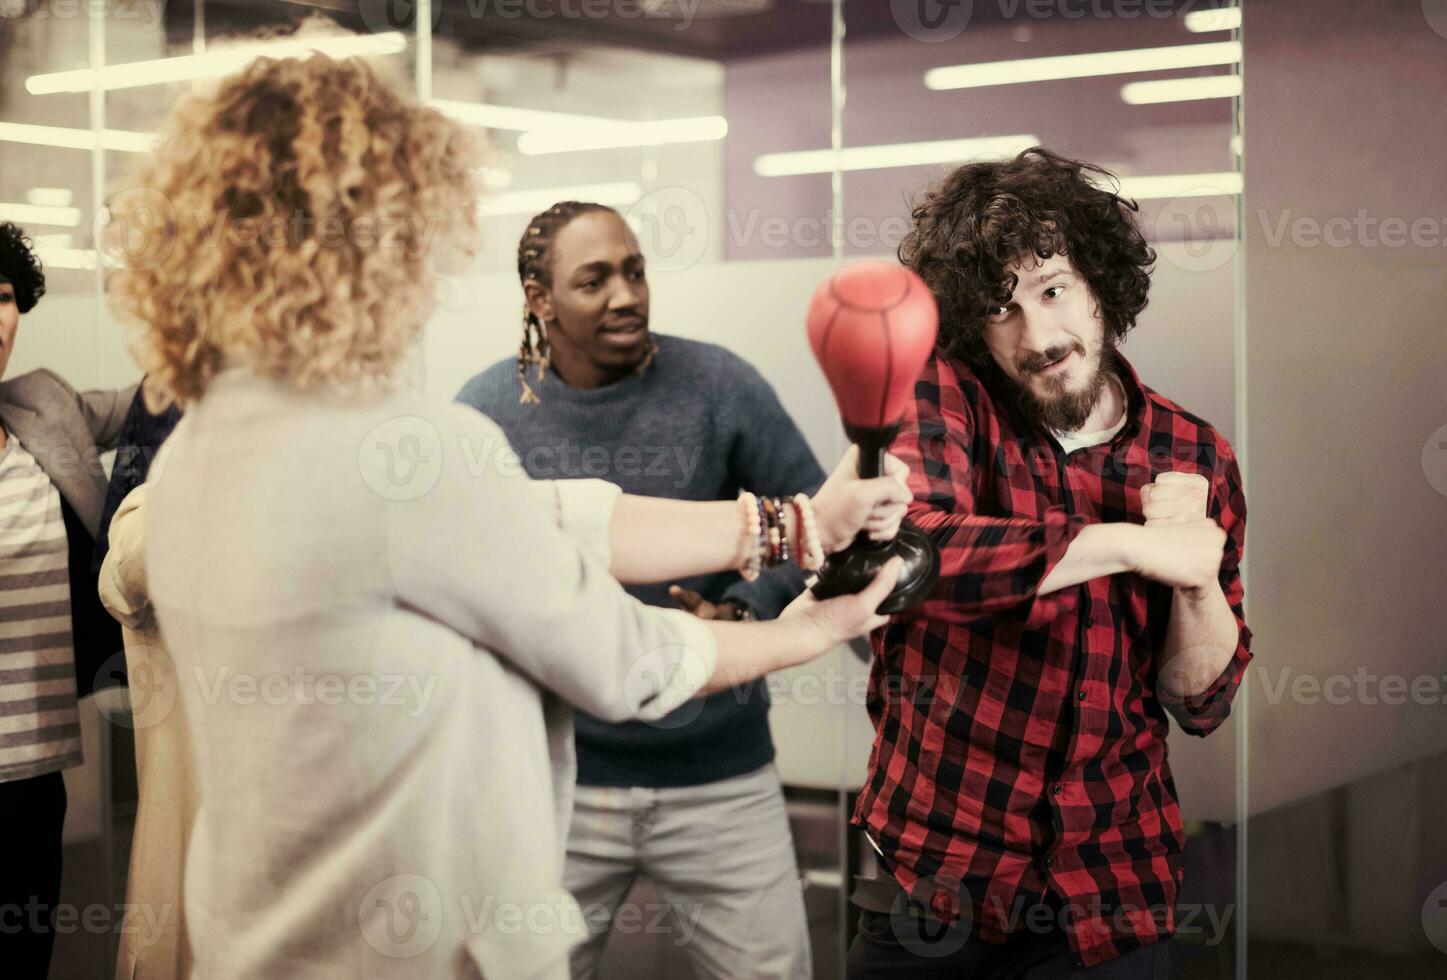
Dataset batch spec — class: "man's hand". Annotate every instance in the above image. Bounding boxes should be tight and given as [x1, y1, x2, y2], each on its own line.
[669, 585, 749, 621]
[1131, 519, 1227, 596]
[1140, 472, 1209, 526]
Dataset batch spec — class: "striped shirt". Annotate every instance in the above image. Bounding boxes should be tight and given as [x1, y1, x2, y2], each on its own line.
[0, 431, 81, 783]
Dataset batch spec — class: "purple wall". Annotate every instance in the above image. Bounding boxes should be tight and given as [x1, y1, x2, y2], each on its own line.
[723, 12, 1234, 261]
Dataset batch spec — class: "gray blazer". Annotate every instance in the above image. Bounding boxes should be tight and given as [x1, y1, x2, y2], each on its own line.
[0, 368, 137, 535]
[0, 368, 139, 696]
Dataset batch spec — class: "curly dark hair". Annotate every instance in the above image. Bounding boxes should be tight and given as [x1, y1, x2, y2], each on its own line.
[0, 222, 46, 314]
[897, 146, 1155, 364]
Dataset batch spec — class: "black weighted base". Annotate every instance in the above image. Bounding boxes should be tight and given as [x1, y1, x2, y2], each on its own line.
[809, 518, 940, 615]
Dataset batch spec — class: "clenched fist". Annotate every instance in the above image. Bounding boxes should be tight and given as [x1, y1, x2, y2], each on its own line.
[1140, 472, 1209, 526]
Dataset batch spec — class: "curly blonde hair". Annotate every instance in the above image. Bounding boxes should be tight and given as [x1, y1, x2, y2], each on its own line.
[106, 26, 481, 408]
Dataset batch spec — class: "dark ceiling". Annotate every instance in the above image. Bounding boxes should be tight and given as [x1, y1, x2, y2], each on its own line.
[162, 0, 1217, 60]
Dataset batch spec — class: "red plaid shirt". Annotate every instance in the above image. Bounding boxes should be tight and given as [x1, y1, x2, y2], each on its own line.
[854, 349, 1252, 967]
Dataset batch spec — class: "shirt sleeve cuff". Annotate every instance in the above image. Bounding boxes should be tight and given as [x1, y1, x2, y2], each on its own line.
[528, 478, 622, 569]
[1157, 625, 1254, 736]
[98, 485, 150, 626]
[623, 608, 719, 722]
[1020, 508, 1093, 630]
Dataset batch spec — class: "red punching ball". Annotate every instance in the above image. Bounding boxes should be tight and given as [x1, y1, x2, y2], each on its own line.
[807, 261, 939, 431]
[805, 261, 941, 616]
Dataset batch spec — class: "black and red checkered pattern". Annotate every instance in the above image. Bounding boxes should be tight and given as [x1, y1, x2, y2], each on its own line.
[854, 349, 1253, 967]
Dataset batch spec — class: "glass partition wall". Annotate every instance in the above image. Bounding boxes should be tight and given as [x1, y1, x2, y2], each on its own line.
[2, 5, 426, 977]
[1239, 2, 1447, 979]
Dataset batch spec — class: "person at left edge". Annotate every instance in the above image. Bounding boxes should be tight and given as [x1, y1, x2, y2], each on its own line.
[0, 220, 136, 979]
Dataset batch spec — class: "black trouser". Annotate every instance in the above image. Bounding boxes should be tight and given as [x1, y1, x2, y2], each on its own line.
[845, 876, 1171, 980]
[0, 770, 68, 979]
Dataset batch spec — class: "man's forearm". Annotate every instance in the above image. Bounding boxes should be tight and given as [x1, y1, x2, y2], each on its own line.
[1157, 581, 1238, 697]
[720, 562, 804, 621]
[1038, 523, 1138, 595]
[1037, 521, 1238, 695]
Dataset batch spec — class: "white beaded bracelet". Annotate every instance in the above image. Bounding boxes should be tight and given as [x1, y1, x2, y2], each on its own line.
[793, 493, 825, 571]
[737, 491, 763, 581]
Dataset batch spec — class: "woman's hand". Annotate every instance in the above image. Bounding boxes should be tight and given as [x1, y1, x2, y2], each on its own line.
[780, 557, 902, 652]
[695, 559, 902, 693]
[811, 446, 913, 553]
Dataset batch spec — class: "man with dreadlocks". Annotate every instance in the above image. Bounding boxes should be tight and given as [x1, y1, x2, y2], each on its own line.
[457, 201, 830, 980]
[0, 222, 136, 977]
[844, 148, 1253, 978]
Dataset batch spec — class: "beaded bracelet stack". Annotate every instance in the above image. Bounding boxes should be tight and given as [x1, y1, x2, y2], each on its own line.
[736, 491, 825, 581]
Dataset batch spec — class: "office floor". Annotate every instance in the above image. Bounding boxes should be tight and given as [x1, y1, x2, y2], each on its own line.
[591, 893, 1445, 980]
[47, 832, 124, 979]
[50, 798, 1444, 979]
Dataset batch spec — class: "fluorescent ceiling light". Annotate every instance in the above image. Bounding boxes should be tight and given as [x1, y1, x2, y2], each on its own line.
[1112, 171, 1242, 200]
[1121, 75, 1242, 104]
[640, 0, 773, 14]
[431, 99, 624, 133]
[480, 182, 643, 216]
[26, 188, 73, 207]
[1184, 8, 1241, 33]
[27, 32, 406, 95]
[0, 202, 83, 227]
[518, 117, 728, 155]
[754, 135, 1038, 177]
[926, 41, 1242, 90]
[36, 247, 98, 270]
[0, 121, 156, 153]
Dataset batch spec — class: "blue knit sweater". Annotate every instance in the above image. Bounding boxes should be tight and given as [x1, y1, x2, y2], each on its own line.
[456, 334, 825, 788]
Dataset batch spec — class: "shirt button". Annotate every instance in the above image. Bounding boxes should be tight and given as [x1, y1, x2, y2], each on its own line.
[1084, 614, 1095, 627]
[1078, 690, 1087, 701]
[1044, 856, 1055, 869]
[1052, 783, 1063, 796]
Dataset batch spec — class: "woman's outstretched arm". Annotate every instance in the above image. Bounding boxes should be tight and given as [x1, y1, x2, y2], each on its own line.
[605, 446, 911, 585]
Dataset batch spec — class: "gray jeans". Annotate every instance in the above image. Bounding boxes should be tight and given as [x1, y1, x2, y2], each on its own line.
[564, 763, 812, 980]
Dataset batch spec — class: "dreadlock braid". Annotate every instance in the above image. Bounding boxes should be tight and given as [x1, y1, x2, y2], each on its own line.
[515, 201, 617, 404]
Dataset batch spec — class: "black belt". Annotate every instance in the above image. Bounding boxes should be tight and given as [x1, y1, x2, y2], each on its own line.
[850, 875, 1059, 922]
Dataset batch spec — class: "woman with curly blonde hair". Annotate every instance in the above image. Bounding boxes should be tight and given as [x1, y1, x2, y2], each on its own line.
[107, 26, 475, 406]
[104, 26, 910, 980]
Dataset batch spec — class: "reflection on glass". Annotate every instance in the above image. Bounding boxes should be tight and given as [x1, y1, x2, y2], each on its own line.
[0, 13, 96, 297]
